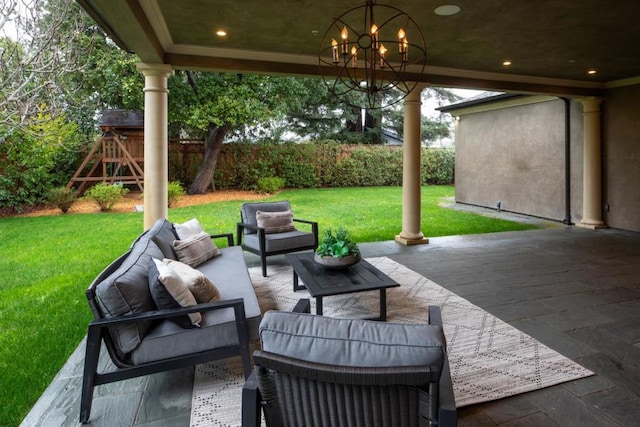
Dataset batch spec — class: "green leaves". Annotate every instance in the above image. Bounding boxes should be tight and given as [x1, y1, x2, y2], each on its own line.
[316, 226, 360, 258]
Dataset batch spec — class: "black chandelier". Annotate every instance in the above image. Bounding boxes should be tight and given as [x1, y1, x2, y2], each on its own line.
[319, 0, 427, 109]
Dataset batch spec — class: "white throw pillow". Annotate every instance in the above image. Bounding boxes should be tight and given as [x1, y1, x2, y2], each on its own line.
[164, 259, 222, 303]
[174, 218, 204, 240]
[149, 258, 201, 327]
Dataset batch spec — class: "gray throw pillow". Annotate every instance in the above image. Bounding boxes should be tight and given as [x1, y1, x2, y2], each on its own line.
[173, 231, 220, 267]
[256, 210, 296, 234]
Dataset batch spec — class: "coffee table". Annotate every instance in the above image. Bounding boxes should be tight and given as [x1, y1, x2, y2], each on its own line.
[285, 252, 400, 321]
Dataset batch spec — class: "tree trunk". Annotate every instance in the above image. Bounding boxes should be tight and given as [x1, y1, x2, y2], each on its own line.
[187, 122, 231, 194]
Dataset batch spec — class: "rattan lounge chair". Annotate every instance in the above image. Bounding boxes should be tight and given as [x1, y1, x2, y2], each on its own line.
[242, 300, 457, 426]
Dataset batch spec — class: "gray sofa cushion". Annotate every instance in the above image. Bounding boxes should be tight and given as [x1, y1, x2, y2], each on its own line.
[240, 201, 291, 235]
[143, 218, 179, 260]
[131, 246, 261, 364]
[243, 231, 316, 252]
[259, 311, 446, 368]
[94, 238, 164, 355]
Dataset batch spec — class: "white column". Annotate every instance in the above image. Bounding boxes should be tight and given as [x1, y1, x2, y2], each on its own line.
[136, 63, 174, 230]
[578, 97, 607, 229]
[395, 85, 429, 245]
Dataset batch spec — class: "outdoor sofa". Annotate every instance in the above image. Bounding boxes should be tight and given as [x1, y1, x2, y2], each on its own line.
[80, 218, 261, 423]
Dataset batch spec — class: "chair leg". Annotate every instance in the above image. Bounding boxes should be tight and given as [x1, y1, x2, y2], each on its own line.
[261, 255, 267, 277]
[80, 326, 102, 423]
[241, 372, 261, 427]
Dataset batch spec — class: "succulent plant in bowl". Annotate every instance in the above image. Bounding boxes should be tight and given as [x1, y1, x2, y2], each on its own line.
[315, 226, 360, 268]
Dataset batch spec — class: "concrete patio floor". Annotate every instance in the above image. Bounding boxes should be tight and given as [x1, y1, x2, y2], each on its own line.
[22, 224, 640, 426]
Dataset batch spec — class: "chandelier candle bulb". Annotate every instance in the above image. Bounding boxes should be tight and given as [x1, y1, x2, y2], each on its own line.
[402, 39, 408, 62]
[398, 28, 406, 52]
[371, 24, 378, 49]
[351, 46, 358, 67]
[379, 44, 387, 67]
[331, 39, 339, 63]
[341, 26, 349, 54]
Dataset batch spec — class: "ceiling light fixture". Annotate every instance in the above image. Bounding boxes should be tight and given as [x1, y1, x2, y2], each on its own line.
[434, 5, 461, 16]
[215, 30, 227, 37]
[502, 60, 512, 66]
[587, 69, 597, 75]
[319, 0, 427, 109]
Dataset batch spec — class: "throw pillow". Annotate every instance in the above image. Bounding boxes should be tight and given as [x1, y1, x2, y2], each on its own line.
[256, 210, 296, 234]
[173, 231, 221, 267]
[163, 259, 222, 303]
[173, 218, 204, 240]
[148, 258, 201, 328]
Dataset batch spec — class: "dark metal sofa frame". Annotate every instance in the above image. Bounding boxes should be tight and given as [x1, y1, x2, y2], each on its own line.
[80, 233, 252, 424]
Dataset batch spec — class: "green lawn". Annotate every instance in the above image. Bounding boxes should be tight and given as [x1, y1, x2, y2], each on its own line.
[0, 185, 537, 426]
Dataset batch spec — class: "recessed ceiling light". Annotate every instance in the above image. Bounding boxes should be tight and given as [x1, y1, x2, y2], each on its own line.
[503, 60, 512, 66]
[215, 30, 227, 37]
[434, 5, 461, 16]
[587, 69, 597, 75]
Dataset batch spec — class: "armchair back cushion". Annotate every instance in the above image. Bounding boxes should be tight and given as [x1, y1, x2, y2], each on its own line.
[240, 201, 292, 235]
[259, 311, 445, 368]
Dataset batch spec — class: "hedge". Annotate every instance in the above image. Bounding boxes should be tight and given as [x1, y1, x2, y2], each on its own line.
[169, 141, 454, 190]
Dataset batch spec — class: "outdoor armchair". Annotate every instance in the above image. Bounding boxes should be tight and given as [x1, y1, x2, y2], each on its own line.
[242, 300, 457, 427]
[237, 200, 318, 277]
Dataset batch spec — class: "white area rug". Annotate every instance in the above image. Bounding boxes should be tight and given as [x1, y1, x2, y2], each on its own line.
[191, 257, 593, 426]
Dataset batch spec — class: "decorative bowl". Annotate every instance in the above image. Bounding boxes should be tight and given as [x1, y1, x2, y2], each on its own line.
[314, 253, 361, 269]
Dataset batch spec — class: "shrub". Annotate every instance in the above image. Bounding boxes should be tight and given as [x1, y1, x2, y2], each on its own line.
[167, 181, 186, 207]
[85, 183, 129, 212]
[46, 187, 77, 213]
[422, 148, 455, 185]
[256, 177, 285, 194]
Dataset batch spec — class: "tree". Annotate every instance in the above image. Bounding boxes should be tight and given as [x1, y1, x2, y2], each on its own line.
[385, 87, 460, 145]
[0, 0, 99, 136]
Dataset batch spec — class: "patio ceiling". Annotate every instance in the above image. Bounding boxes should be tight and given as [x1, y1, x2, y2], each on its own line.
[76, 1, 640, 97]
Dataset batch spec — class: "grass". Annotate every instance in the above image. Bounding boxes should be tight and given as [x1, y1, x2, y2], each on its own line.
[0, 185, 537, 426]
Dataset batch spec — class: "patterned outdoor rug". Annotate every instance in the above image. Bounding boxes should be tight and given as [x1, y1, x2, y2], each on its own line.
[191, 257, 593, 426]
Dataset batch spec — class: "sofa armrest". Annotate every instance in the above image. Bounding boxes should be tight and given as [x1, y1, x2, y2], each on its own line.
[89, 298, 247, 328]
[210, 232, 234, 247]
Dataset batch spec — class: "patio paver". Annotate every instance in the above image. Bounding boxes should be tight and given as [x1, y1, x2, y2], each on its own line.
[22, 226, 640, 426]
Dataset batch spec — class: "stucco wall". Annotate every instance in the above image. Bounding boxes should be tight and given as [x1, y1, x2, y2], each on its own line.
[454, 98, 579, 221]
[603, 84, 640, 232]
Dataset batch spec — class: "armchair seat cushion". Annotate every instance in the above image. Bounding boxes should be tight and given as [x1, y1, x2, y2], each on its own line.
[259, 311, 446, 368]
[243, 231, 316, 253]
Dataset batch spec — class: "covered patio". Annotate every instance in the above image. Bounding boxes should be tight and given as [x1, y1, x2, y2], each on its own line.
[23, 223, 640, 425]
[24, 1, 640, 425]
